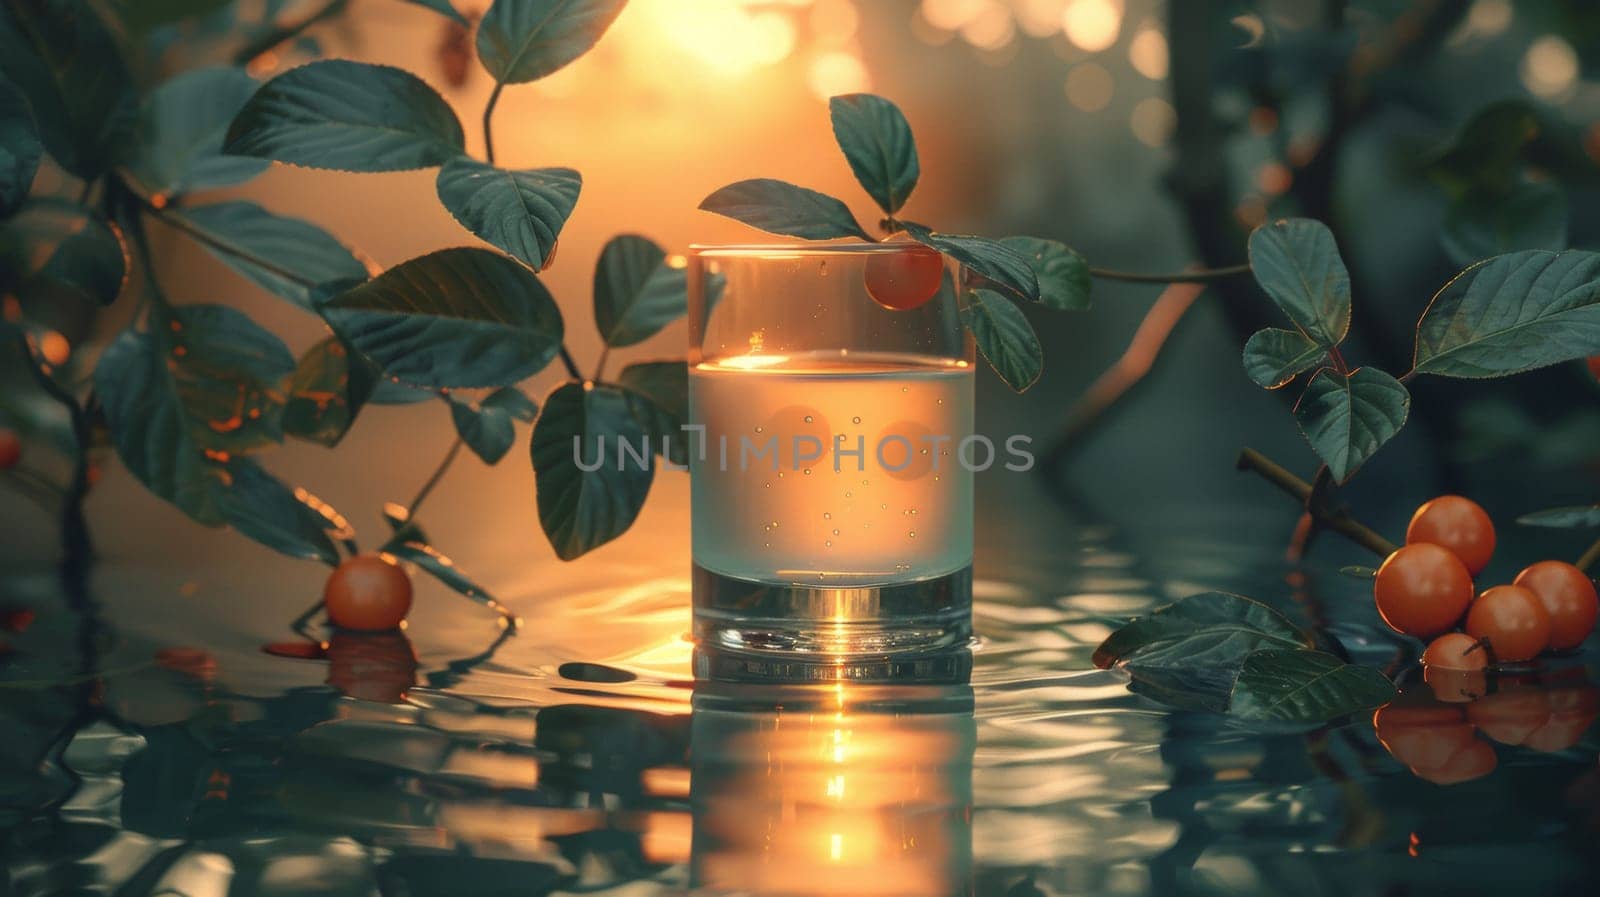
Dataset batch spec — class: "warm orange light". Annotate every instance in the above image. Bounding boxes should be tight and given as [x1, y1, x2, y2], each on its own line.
[808, 50, 872, 98]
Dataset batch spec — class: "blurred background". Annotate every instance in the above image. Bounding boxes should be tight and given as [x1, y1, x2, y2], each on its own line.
[6, 0, 1600, 594]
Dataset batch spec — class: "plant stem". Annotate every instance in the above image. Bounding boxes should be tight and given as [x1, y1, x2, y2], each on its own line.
[1236, 447, 1398, 557]
[1088, 263, 1252, 284]
[482, 82, 505, 165]
[479, 82, 583, 382]
[233, 0, 350, 66]
[404, 436, 464, 520]
[1577, 535, 1600, 573]
[16, 335, 93, 567]
[593, 346, 610, 381]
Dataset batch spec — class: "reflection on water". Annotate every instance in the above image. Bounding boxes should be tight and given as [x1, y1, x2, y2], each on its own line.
[2, 525, 1599, 895]
[691, 684, 975, 896]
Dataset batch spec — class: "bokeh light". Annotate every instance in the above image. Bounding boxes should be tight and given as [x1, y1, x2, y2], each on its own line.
[1061, 0, 1123, 52]
[1520, 34, 1579, 100]
[810, 50, 873, 98]
[1064, 62, 1114, 111]
[1129, 96, 1174, 147]
[1128, 23, 1167, 79]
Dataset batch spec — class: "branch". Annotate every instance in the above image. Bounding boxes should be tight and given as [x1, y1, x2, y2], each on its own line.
[1236, 447, 1398, 557]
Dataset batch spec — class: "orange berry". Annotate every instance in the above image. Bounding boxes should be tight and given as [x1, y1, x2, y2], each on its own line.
[1464, 584, 1551, 663]
[864, 243, 945, 310]
[1406, 495, 1495, 575]
[1374, 543, 1475, 638]
[323, 553, 413, 631]
[1512, 560, 1599, 651]
[1422, 632, 1487, 670]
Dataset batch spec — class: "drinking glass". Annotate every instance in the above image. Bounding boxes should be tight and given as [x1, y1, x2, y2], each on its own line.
[687, 243, 975, 674]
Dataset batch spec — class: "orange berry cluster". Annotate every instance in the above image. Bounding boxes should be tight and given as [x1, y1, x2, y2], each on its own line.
[1372, 496, 1599, 667]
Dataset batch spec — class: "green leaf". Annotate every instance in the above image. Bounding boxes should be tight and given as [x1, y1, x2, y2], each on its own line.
[1229, 649, 1396, 723]
[484, 386, 537, 421]
[1441, 183, 1567, 267]
[1412, 250, 1600, 378]
[436, 158, 580, 270]
[386, 541, 503, 610]
[593, 234, 690, 347]
[0, 79, 42, 215]
[698, 178, 870, 241]
[223, 60, 464, 172]
[1427, 100, 1541, 193]
[0, 0, 135, 178]
[0, 200, 128, 312]
[93, 306, 294, 524]
[617, 360, 687, 465]
[1517, 505, 1600, 529]
[1242, 327, 1325, 389]
[999, 236, 1089, 310]
[319, 248, 565, 389]
[282, 336, 378, 447]
[477, 0, 629, 85]
[125, 67, 269, 198]
[530, 382, 654, 560]
[1247, 218, 1351, 348]
[829, 93, 919, 216]
[1093, 591, 1307, 670]
[1293, 367, 1409, 482]
[178, 201, 367, 311]
[902, 223, 1039, 303]
[216, 461, 342, 565]
[398, 0, 467, 26]
[449, 395, 517, 464]
[961, 287, 1042, 392]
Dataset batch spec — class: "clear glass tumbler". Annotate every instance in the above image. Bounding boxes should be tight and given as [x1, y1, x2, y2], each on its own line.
[687, 243, 975, 670]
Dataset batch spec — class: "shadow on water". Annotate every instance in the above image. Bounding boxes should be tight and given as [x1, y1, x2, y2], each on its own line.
[3, 521, 1600, 896]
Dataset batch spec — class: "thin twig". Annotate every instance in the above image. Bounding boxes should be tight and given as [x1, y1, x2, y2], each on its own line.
[1088, 264, 1251, 284]
[1577, 536, 1600, 573]
[404, 436, 464, 520]
[593, 346, 610, 382]
[1236, 447, 1398, 557]
[16, 335, 93, 565]
[1044, 281, 1205, 453]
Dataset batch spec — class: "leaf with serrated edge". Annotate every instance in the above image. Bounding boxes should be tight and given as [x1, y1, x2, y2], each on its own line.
[223, 60, 464, 172]
[1094, 591, 1307, 670]
[999, 236, 1090, 310]
[217, 461, 342, 565]
[530, 382, 654, 560]
[1294, 367, 1409, 482]
[282, 336, 376, 447]
[319, 248, 565, 389]
[698, 178, 869, 240]
[962, 288, 1042, 392]
[1248, 218, 1351, 348]
[1413, 250, 1600, 378]
[829, 93, 919, 215]
[1229, 649, 1395, 722]
[436, 158, 579, 269]
[1243, 327, 1325, 389]
[387, 541, 502, 608]
[902, 223, 1039, 302]
[476, 0, 629, 85]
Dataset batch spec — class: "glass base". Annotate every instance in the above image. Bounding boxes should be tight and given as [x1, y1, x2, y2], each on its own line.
[692, 564, 973, 683]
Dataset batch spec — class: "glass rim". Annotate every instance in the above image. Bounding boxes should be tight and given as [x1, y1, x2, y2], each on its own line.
[689, 241, 929, 257]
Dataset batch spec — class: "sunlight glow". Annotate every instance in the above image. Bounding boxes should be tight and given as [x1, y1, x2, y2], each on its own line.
[921, 0, 991, 32]
[809, 51, 872, 98]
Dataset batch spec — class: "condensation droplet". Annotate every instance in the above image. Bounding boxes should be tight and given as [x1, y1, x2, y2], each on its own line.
[832, 528, 840, 536]
[825, 540, 833, 548]
[804, 414, 814, 423]
[754, 425, 764, 434]
[908, 530, 917, 539]
[803, 468, 812, 475]
[823, 512, 832, 519]
[852, 416, 861, 424]
[844, 490, 853, 498]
